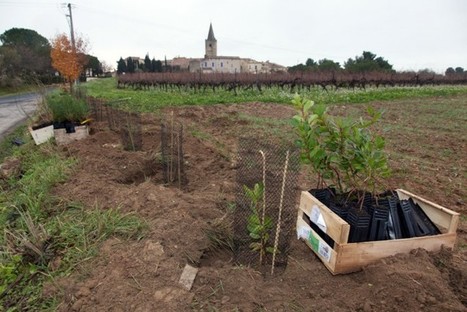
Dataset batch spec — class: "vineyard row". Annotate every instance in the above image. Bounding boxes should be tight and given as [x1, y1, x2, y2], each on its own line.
[117, 72, 467, 92]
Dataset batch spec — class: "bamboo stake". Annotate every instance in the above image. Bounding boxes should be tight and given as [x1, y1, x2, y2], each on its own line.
[259, 150, 266, 265]
[271, 150, 289, 275]
[177, 125, 182, 189]
[169, 111, 174, 182]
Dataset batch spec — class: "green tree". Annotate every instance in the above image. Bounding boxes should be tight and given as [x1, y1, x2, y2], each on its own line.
[317, 58, 341, 71]
[306, 58, 317, 67]
[144, 54, 152, 72]
[455, 67, 464, 73]
[344, 51, 393, 73]
[152, 58, 162, 73]
[288, 63, 307, 72]
[445, 67, 455, 75]
[126, 57, 135, 73]
[117, 57, 127, 74]
[0, 28, 52, 80]
[86, 55, 101, 77]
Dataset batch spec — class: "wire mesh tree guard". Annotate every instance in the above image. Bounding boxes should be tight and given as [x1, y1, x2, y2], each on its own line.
[233, 137, 300, 275]
[161, 115, 188, 189]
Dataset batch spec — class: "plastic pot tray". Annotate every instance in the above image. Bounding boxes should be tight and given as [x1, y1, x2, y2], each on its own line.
[296, 189, 459, 275]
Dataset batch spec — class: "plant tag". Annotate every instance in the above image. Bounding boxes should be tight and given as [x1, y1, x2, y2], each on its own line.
[318, 241, 332, 262]
[310, 205, 327, 233]
[297, 225, 311, 240]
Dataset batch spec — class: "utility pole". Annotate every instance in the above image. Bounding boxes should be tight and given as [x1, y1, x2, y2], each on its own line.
[66, 3, 78, 87]
[67, 3, 76, 52]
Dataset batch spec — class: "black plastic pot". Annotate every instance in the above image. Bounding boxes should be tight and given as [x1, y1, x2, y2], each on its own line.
[398, 199, 418, 238]
[53, 121, 77, 133]
[347, 208, 371, 243]
[368, 202, 389, 241]
[386, 195, 403, 239]
[409, 198, 441, 236]
[329, 202, 349, 220]
[309, 188, 334, 207]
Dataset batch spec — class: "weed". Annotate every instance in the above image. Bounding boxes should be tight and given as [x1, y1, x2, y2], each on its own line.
[0, 138, 145, 310]
[205, 214, 234, 252]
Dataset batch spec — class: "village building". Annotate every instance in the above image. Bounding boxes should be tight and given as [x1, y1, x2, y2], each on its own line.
[124, 23, 286, 74]
[190, 23, 286, 74]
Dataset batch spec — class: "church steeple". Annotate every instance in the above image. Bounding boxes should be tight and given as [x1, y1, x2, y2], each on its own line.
[207, 23, 216, 41]
[205, 23, 217, 58]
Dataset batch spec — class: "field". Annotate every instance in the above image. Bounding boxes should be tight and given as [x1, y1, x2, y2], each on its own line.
[1, 83, 466, 311]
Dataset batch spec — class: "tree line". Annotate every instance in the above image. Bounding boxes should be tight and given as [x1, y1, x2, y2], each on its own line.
[117, 55, 166, 74]
[0, 27, 109, 88]
[289, 51, 465, 76]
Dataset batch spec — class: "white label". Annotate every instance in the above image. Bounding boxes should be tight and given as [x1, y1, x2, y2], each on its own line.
[310, 205, 327, 233]
[318, 241, 332, 262]
[297, 226, 311, 240]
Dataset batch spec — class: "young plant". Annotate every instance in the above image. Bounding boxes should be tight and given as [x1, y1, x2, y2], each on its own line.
[292, 94, 390, 208]
[243, 183, 274, 265]
[292, 95, 332, 189]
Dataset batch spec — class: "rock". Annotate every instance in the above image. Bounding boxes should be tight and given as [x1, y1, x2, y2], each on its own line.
[76, 286, 91, 298]
[143, 241, 164, 263]
[71, 298, 85, 311]
[179, 264, 199, 290]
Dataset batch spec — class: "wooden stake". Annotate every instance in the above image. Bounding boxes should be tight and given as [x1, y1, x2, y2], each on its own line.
[271, 150, 289, 275]
[259, 150, 266, 265]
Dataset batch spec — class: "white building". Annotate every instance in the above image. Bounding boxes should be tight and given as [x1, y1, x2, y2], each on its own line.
[190, 24, 286, 74]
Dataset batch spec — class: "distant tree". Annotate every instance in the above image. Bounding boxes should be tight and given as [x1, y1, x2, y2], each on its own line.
[0, 27, 52, 80]
[50, 33, 88, 91]
[455, 67, 464, 73]
[288, 63, 307, 72]
[86, 54, 101, 77]
[152, 58, 163, 72]
[126, 57, 135, 73]
[345, 51, 393, 72]
[445, 67, 455, 75]
[289, 58, 340, 72]
[117, 57, 127, 74]
[317, 58, 341, 71]
[0, 46, 22, 87]
[305, 58, 317, 67]
[144, 54, 152, 72]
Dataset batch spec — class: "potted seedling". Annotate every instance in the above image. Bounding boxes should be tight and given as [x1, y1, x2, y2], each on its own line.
[292, 95, 392, 242]
[46, 92, 91, 145]
[292, 95, 459, 274]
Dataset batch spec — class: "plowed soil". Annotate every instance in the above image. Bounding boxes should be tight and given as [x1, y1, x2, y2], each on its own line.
[48, 97, 466, 311]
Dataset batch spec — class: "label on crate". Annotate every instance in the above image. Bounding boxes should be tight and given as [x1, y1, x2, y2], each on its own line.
[310, 205, 327, 233]
[297, 225, 311, 240]
[318, 241, 332, 262]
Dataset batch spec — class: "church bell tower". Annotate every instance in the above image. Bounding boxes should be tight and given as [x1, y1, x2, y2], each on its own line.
[205, 23, 217, 58]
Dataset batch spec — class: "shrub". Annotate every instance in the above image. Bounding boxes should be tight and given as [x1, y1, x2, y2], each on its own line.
[46, 92, 89, 122]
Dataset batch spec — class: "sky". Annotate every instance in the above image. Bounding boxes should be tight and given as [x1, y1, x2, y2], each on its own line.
[0, 0, 466, 73]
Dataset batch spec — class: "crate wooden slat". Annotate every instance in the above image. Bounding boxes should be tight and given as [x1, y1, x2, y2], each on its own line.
[297, 189, 459, 275]
[54, 125, 89, 145]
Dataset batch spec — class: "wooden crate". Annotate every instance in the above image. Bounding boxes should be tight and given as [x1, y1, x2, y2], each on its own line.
[54, 125, 89, 145]
[296, 189, 459, 275]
